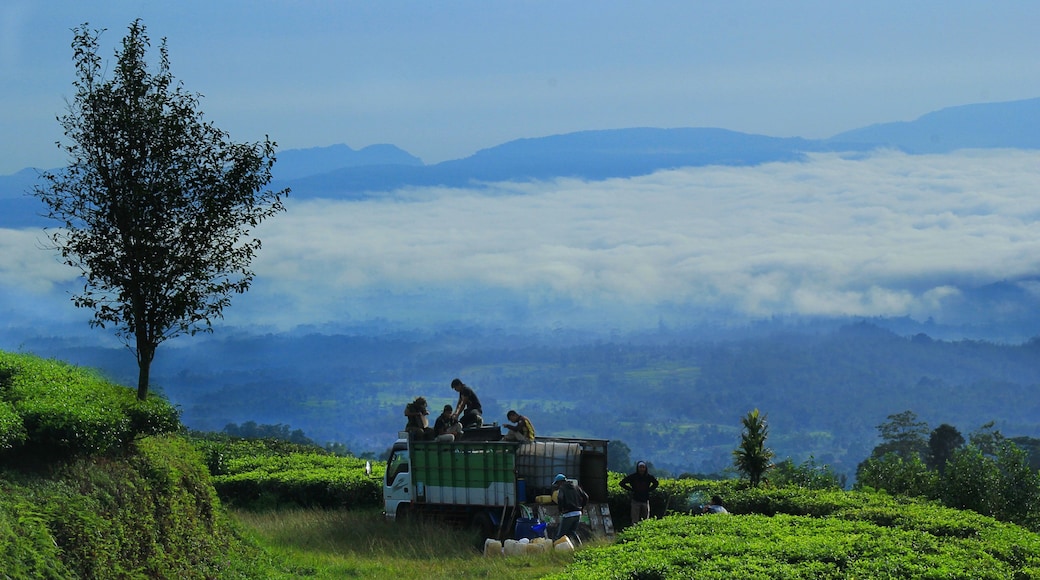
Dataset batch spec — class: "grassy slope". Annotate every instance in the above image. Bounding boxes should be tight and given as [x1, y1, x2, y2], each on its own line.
[0, 351, 276, 578]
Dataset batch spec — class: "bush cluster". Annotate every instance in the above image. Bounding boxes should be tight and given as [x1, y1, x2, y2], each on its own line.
[191, 435, 386, 510]
[555, 487, 1040, 579]
[0, 352, 179, 461]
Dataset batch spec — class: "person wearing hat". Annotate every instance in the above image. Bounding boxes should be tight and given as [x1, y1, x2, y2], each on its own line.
[552, 473, 588, 542]
[619, 460, 659, 524]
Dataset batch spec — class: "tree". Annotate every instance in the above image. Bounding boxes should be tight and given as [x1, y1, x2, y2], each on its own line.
[927, 423, 965, 474]
[35, 21, 287, 400]
[855, 452, 937, 498]
[870, 410, 930, 461]
[733, 408, 775, 487]
[608, 439, 633, 473]
[969, 421, 1005, 457]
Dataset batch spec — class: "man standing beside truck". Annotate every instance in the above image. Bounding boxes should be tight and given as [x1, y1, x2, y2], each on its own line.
[552, 473, 589, 543]
[450, 378, 483, 428]
[619, 460, 659, 524]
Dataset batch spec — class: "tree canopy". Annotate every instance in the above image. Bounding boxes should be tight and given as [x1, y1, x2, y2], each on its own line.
[35, 20, 288, 399]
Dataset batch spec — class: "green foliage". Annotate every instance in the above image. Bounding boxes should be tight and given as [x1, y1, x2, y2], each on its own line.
[190, 435, 385, 510]
[550, 488, 1040, 579]
[222, 421, 317, 446]
[34, 20, 288, 399]
[1, 435, 276, 578]
[769, 456, 846, 490]
[0, 485, 69, 579]
[870, 409, 930, 461]
[927, 423, 965, 473]
[856, 452, 939, 498]
[0, 352, 179, 461]
[733, 408, 775, 487]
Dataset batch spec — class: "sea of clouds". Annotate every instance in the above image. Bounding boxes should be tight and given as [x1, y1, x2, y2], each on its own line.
[3, 149, 1040, 338]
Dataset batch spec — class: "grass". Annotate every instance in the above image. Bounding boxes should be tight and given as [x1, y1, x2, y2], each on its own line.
[231, 508, 583, 579]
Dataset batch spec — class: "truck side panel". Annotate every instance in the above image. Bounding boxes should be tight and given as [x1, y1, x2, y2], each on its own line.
[411, 441, 517, 507]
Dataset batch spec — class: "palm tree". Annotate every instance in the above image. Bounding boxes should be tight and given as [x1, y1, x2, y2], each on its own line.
[733, 409, 775, 487]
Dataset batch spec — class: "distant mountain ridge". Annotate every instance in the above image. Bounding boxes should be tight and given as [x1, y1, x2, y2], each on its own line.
[3, 97, 1039, 225]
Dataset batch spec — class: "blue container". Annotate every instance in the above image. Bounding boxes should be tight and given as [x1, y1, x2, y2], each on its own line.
[515, 517, 547, 540]
[517, 478, 527, 501]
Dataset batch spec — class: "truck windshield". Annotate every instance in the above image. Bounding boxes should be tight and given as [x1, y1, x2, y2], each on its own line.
[386, 449, 409, 485]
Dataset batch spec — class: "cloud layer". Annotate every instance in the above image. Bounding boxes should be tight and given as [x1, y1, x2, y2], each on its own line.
[4, 150, 1040, 335]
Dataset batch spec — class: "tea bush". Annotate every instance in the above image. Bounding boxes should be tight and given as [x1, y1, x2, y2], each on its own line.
[203, 442, 386, 510]
[553, 489, 1040, 579]
[0, 352, 179, 461]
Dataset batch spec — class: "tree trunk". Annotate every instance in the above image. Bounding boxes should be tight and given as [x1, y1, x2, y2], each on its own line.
[137, 357, 151, 401]
[135, 330, 154, 401]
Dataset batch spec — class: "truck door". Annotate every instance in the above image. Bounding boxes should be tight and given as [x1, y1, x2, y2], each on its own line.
[383, 444, 412, 518]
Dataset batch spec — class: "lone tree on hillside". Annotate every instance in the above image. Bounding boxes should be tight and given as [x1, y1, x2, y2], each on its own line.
[35, 21, 288, 400]
[733, 408, 775, 487]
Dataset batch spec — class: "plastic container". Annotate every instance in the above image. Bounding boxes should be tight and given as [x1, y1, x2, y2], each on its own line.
[483, 538, 502, 556]
[504, 539, 523, 556]
[553, 536, 575, 552]
[515, 517, 547, 540]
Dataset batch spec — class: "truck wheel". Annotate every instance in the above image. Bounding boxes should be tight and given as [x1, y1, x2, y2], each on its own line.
[395, 503, 413, 524]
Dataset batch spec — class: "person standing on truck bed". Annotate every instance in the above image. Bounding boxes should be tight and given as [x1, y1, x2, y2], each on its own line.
[619, 460, 659, 524]
[502, 410, 536, 442]
[450, 378, 483, 428]
[552, 473, 589, 543]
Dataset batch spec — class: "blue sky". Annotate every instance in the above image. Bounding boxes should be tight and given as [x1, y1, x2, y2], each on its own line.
[3, 1, 1040, 175]
[3, 2, 1040, 341]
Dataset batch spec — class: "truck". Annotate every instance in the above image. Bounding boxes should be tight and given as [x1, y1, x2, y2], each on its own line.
[383, 428, 614, 543]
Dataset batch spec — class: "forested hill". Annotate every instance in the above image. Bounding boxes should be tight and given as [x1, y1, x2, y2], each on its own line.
[29, 320, 1040, 479]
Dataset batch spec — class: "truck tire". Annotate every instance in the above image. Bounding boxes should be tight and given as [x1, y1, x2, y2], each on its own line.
[395, 503, 414, 524]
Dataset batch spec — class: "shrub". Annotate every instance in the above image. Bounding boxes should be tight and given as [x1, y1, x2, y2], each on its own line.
[0, 352, 180, 461]
[549, 489, 1040, 579]
[192, 437, 386, 510]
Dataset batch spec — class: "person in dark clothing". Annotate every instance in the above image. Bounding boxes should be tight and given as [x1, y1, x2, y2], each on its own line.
[619, 460, 659, 524]
[552, 473, 588, 542]
[403, 396, 432, 440]
[450, 378, 483, 428]
[433, 404, 462, 442]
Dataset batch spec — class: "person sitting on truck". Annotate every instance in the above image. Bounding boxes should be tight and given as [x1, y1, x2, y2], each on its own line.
[433, 404, 463, 442]
[619, 460, 659, 524]
[552, 473, 589, 543]
[450, 378, 483, 429]
[502, 410, 536, 442]
[404, 396, 433, 440]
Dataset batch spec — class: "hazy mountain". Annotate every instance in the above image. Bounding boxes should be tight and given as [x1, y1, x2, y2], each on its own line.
[827, 97, 1040, 153]
[272, 143, 422, 181]
[5, 96, 1039, 211]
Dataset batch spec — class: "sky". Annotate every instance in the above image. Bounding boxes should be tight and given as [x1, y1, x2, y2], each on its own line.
[3, 2, 1040, 175]
[2, 2, 1040, 343]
